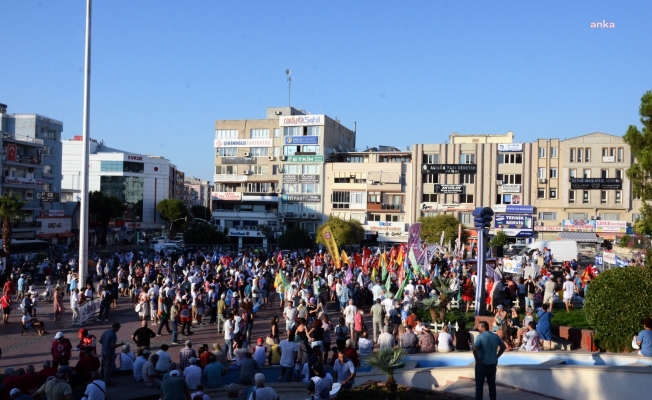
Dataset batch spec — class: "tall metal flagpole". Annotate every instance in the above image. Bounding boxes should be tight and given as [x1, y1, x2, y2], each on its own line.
[78, 0, 92, 292]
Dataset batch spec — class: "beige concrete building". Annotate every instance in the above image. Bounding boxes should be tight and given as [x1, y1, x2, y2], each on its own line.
[323, 146, 413, 244]
[212, 106, 355, 248]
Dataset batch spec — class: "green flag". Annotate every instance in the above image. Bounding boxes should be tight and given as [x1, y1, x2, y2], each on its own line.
[408, 248, 423, 277]
[395, 263, 413, 299]
[381, 251, 388, 281]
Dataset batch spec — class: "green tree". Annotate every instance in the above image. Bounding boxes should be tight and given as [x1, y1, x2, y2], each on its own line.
[190, 205, 211, 221]
[316, 216, 364, 247]
[183, 220, 228, 244]
[277, 226, 314, 249]
[362, 348, 406, 394]
[624, 90, 652, 233]
[88, 191, 126, 246]
[418, 214, 470, 245]
[585, 267, 652, 352]
[0, 195, 27, 258]
[489, 230, 509, 247]
[157, 199, 190, 238]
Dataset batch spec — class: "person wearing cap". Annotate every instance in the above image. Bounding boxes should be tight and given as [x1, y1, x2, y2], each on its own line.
[247, 373, 278, 400]
[33, 366, 74, 400]
[51, 332, 73, 368]
[253, 338, 267, 367]
[10, 387, 32, 400]
[225, 383, 241, 399]
[183, 357, 201, 391]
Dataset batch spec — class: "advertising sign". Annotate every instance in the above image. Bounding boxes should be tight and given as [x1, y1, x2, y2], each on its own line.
[228, 230, 265, 237]
[214, 138, 273, 148]
[494, 214, 533, 230]
[41, 210, 65, 217]
[214, 174, 247, 182]
[284, 136, 319, 145]
[222, 157, 257, 164]
[212, 192, 242, 201]
[534, 226, 562, 231]
[80, 298, 101, 324]
[286, 155, 325, 163]
[595, 220, 627, 233]
[422, 164, 477, 174]
[562, 220, 596, 231]
[603, 251, 616, 264]
[595, 254, 603, 266]
[281, 194, 321, 202]
[279, 114, 325, 127]
[492, 205, 534, 214]
[503, 259, 523, 274]
[434, 184, 465, 194]
[282, 174, 320, 184]
[39, 192, 60, 202]
[570, 178, 622, 190]
[3, 177, 43, 186]
[366, 221, 405, 232]
[498, 143, 523, 152]
[501, 184, 521, 193]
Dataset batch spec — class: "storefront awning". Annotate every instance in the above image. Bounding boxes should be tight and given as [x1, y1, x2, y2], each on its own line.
[558, 232, 599, 243]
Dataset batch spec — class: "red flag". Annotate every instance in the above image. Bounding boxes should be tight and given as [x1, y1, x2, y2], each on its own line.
[354, 253, 362, 268]
[277, 251, 283, 264]
[315, 255, 322, 266]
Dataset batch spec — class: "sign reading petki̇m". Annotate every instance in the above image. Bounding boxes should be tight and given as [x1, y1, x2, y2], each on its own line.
[214, 138, 272, 148]
[279, 115, 324, 127]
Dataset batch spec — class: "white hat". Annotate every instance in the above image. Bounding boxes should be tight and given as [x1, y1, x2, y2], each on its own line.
[54, 332, 64, 339]
[169, 370, 180, 377]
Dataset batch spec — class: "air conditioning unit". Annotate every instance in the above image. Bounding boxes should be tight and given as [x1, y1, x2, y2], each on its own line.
[275, 188, 283, 194]
[279, 218, 285, 223]
[280, 156, 287, 161]
[590, 216, 597, 220]
[243, 152, 250, 157]
[538, 178, 547, 184]
[267, 187, 274, 193]
[278, 166, 284, 174]
[302, 212, 308, 218]
[370, 180, 378, 184]
[309, 213, 317, 219]
[496, 180, 503, 185]
[279, 225, 286, 231]
[243, 170, 250, 175]
[268, 156, 276, 161]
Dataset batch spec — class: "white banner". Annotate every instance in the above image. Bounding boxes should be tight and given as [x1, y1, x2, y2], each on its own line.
[498, 143, 523, 152]
[80, 298, 101, 325]
[214, 138, 272, 148]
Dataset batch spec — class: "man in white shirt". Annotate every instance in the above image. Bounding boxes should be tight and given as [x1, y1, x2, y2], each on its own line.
[343, 299, 357, 335]
[378, 325, 395, 350]
[283, 301, 298, 333]
[183, 357, 202, 391]
[155, 344, 173, 373]
[357, 331, 374, 359]
[382, 294, 395, 326]
[71, 289, 80, 325]
[224, 314, 235, 360]
[83, 371, 106, 400]
[371, 281, 383, 301]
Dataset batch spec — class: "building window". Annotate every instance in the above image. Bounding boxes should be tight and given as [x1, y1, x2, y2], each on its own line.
[382, 194, 404, 210]
[600, 190, 608, 204]
[42, 183, 52, 191]
[301, 145, 320, 153]
[368, 192, 381, 204]
[633, 214, 641, 223]
[538, 212, 557, 220]
[537, 168, 546, 179]
[100, 176, 144, 204]
[246, 182, 271, 193]
[368, 213, 381, 222]
[215, 129, 238, 138]
[217, 148, 237, 157]
[123, 162, 144, 173]
[345, 156, 365, 163]
[550, 147, 558, 158]
[570, 148, 575, 163]
[302, 184, 319, 193]
[583, 169, 591, 178]
[537, 188, 545, 199]
[601, 169, 608, 179]
[569, 169, 576, 178]
[302, 164, 319, 174]
[585, 148, 591, 162]
[460, 154, 475, 164]
[282, 183, 300, 194]
[422, 193, 438, 202]
[617, 147, 624, 163]
[43, 164, 53, 175]
[600, 213, 621, 221]
[549, 188, 557, 199]
[538, 147, 546, 158]
[549, 168, 558, 179]
[215, 165, 236, 174]
[583, 190, 590, 204]
[616, 191, 622, 204]
[423, 174, 439, 184]
[283, 146, 299, 156]
[283, 127, 301, 136]
[577, 148, 584, 163]
[568, 212, 588, 220]
[496, 174, 522, 184]
[251, 165, 269, 175]
[459, 213, 473, 225]
[250, 129, 269, 138]
[274, 128, 280, 138]
[385, 214, 404, 222]
[425, 154, 439, 164]
[460, 174, 474, 184]
[249, 147, 269, 157]
[498, 153, 522, 164]
[459, 194, 474, 204]
[100, 161, 122, 172]
[569, 190, 575, 204]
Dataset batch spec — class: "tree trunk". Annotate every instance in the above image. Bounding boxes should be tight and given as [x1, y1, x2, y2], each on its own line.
[386, 374, 398, 393]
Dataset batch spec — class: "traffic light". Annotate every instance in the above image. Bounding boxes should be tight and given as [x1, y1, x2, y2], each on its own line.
[472, 207, 494, 229]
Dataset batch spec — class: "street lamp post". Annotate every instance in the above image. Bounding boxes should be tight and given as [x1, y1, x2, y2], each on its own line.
[472, 207, 494, 317]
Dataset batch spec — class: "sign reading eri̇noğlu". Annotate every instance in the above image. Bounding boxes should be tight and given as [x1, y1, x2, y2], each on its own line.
[282, 174, 320, 184]
[281, 194, 321, 202]
[434, 184, 465, 194]
[570, 178, 622, 190]
[422, 164, 477, 174]
[222, 157, 257, 164]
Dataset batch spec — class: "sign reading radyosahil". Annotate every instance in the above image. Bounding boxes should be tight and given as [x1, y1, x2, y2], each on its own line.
[570, 178, 622, 190]
[283, 174, 320, 184]
[422, 164, 477, 174]
[281, 194, 321, 202]
[279, 115, 324, 127]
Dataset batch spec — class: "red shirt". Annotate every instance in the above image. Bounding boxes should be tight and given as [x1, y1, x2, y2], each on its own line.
[39, 367, 57, 381]
[354, 312, 364, 332]
[2, 375, 23, 400]
[1, 294, 11, 308]
[51, 338, 73, 362]
[20, 372, 42, 393]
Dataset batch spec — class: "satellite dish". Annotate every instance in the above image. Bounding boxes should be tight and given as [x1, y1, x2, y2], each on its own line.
[286, 69, 291, 75]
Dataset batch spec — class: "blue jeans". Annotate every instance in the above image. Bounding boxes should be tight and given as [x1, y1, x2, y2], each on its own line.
[171, 320, 178, 342]
[244, 323, 254, 344]
[525, 297, 534, 308]
[475, 363, 497, 400]
[225, 339, 234, 359]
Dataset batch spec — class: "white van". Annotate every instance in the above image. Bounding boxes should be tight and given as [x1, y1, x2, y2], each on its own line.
[515, 240, 579, 265]
[154, 243, 180, 253]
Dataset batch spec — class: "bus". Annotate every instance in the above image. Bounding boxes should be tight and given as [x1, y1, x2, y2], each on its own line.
[0, 239, 51, 265]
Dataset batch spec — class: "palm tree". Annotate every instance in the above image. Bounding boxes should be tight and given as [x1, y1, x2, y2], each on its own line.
[420, 276, 456, 321]
[363, 348, 406, 393]
[0, 195, 27, 259]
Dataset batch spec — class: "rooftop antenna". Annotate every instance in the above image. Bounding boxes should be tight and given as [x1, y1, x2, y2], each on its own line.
[286, 69, 292, 107]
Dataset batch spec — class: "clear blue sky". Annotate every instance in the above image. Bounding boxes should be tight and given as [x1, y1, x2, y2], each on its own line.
[1, 0, 650, 181]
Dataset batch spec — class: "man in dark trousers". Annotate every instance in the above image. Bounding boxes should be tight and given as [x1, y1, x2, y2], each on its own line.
[473, 321, 506, 400]
[132, 320, 157, 351]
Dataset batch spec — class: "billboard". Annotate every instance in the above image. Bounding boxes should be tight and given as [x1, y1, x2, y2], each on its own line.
[501, 184, 521, 193]
[494, 214, 533, 230]
[570, 178, 622, 190]
[422, 164, 477, 174]
[279, 115, 325, 127]
[562, 220, 596, 231]
[498, 143, 523, 152]
[214, 138, 273, 148]
[222, 157, 257, 164]
[492, 205, 534, 214]
[284, 136, 318, 145]
[281, 194, 321, 202]
[282, 174, 320, 184]
[212, 192, 242, 201]
[434, 184, 465, 194]
[595, 220, 627, 233]
[285, 155, 324, 163]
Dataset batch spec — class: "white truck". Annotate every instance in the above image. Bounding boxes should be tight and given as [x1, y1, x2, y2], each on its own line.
[515, 240, 579, 266]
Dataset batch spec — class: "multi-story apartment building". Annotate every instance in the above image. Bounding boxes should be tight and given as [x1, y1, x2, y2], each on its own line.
[185, 177, 212, 209]
[324, 146, 413, 244]
[212, 106, 355, 249]
[0, 105, 65, 242]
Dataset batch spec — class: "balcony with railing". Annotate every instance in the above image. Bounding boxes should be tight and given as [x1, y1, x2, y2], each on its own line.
[381, 203, 404, 212]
